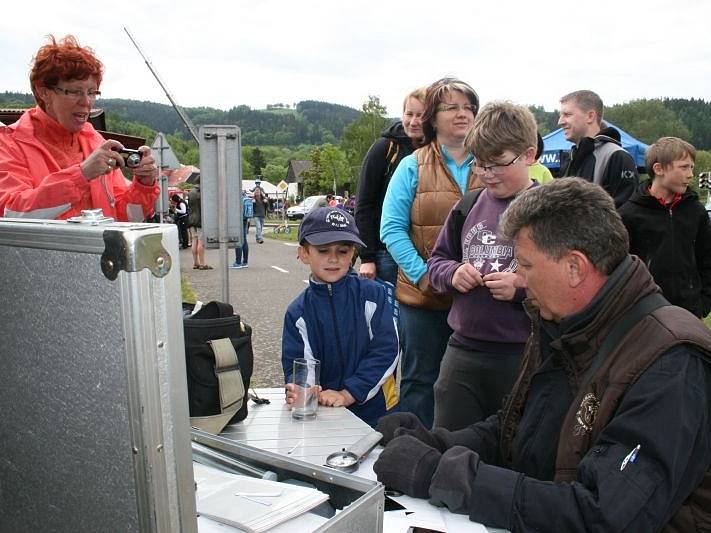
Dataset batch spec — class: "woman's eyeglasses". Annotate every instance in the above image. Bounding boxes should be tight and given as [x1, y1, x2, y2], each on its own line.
[51, 86, 101, 101]
[436, 103, 476, 113]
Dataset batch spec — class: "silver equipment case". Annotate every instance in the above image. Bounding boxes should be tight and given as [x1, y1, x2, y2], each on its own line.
[192, 429, 385, 532]
[0, 216, 197, 532]
[0, 215, 384, 533]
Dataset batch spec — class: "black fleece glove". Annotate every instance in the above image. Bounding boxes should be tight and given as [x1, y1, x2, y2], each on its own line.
[376, 412, 429, 446]
[394, 424, 446, 451]
[373, 435, 442, 499]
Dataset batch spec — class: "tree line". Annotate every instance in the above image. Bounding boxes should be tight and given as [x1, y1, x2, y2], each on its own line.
[2, 91, 710, 196]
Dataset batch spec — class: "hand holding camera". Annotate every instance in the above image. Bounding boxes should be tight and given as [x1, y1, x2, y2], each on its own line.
[125, 145, 158, 186]
[81, 141, 156, 186]
[80, 139, 125, 180]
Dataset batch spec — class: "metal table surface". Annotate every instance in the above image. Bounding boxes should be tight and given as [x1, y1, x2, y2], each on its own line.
[218, 388, 374, 466]
[213, 388, 509, 533]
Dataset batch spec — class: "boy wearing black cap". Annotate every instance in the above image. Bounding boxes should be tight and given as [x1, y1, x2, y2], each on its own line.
[282, 207, 400, 427]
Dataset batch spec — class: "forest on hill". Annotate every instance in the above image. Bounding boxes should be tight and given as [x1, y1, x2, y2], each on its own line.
[0, 92, 359, 146]
[2, 91, 710, 195]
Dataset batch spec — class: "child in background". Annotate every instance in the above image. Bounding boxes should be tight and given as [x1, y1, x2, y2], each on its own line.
[620, 136, 711, 317]
[528, 132, 554, 184]
[282, 207, 399, 427]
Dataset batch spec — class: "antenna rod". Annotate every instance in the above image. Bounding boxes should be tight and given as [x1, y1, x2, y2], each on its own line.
[123, 27, 200, 144]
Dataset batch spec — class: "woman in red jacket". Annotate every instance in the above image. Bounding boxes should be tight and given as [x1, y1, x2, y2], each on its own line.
[0, 35, 159, 221]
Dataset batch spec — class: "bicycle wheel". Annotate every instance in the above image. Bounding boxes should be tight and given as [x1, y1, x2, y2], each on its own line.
[284, 225, 292, 234]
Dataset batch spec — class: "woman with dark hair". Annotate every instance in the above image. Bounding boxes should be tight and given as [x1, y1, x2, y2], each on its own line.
[355, 87, 426, 284]
[0, 35, 159, 221]
[380, 77, 481, 428]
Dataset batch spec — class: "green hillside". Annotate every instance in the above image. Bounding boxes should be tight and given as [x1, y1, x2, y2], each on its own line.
[0, 92, 360, 146]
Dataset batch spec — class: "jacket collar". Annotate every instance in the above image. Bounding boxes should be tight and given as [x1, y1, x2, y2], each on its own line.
[10, 106, 96, 145]
[543, 256, 659, 366]
[307, 272, 353, 293]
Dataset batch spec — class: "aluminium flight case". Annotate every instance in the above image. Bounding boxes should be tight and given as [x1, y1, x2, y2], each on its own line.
[0, 215, 197, 532]
[192, 429, 385, 532]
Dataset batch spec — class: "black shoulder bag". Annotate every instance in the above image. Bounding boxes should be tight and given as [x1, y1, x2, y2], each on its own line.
[183, 301, 254, 434]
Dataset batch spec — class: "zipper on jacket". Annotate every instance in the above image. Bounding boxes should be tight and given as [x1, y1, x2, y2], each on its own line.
[668, 206, 676, 300]
[327, 283, 347, 390]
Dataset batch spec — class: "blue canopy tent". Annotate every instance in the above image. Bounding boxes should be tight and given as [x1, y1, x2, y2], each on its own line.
[540, 121, 648, 171]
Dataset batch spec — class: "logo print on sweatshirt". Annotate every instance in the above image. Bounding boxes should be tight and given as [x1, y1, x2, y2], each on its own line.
[462, 219, 513, 273]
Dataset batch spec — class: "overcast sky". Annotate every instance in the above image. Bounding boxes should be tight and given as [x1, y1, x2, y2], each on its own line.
[2, 0, 710, 116]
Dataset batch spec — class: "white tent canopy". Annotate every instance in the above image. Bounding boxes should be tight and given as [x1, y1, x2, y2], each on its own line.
[242, 179, 279, 195]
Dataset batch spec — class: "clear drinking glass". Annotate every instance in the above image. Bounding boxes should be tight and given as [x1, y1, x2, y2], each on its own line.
[292, 358, 320, 420]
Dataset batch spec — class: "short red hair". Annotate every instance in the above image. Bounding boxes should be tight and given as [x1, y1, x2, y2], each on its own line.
[30, 35, 104, 110]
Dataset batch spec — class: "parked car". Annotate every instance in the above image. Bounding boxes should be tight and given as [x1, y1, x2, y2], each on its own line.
[287, 195, 344, 220]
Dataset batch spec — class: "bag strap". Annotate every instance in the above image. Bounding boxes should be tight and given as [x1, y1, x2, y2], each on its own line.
[452, 187, 484, 260]
[579, 292, 669, 391]
[190, 338, 245, 434]
[384, 140, 400, 177]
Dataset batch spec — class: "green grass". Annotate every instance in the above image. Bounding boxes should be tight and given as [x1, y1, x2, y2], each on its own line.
[704, 315, 711, 330]
[182, 275, 197, 304]
[265, 222, 300, 242]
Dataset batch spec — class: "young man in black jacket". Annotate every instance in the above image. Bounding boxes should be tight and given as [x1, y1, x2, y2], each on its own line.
[620, 136, 711, 317]
[558, 90, 638, 207]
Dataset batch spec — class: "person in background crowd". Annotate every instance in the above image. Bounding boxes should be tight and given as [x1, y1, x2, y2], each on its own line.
[375, 178, 711, 531]
[427, 102, 538, 431]
[171, 193, 189, 249]
[231, 190, 254, 269]
[558, 89, 638, 207]
[380, 77, 481, 428]
[252, 185, 268, 243]
[344, 195, 356, 215]
[620, 136, 711, 317]
[187, 185, 211, 270]
[0, 35, 159, 220]
[356, 87, 426, 285]
[528, 132, 554, 184]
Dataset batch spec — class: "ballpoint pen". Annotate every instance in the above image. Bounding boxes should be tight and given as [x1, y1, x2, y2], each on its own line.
[620, 444, 641, 471]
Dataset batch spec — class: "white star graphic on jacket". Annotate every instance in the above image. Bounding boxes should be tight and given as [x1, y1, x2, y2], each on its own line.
[489, 258, 503, 272]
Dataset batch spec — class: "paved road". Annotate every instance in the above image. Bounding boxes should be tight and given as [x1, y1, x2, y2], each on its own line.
[180, 225, 311, 387]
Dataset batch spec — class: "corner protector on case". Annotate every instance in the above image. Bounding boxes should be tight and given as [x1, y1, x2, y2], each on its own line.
[101, 229, 172, 281]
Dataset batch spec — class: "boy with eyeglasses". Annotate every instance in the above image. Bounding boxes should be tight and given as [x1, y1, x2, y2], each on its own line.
[422, 101, 538, 431]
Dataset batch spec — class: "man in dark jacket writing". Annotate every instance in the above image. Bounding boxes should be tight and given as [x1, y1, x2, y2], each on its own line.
[374, 178, 711, 532]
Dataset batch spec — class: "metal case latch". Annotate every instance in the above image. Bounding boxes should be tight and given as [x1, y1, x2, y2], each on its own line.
[101, 230, 172, 281]
[67, 208, 115, 225]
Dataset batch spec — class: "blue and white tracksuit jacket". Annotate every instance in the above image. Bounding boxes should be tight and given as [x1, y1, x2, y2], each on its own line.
[282, 274, 400, 427]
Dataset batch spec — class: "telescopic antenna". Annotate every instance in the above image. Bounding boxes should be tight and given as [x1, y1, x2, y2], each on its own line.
[123, 27, 200, 144]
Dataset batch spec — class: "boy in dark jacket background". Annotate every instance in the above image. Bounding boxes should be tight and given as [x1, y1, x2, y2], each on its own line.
[620, 136, 711, 317]
[282, 207, 400, 427]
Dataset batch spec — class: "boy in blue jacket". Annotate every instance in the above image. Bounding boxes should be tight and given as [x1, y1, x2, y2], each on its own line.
[282, 207, 399, 427]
